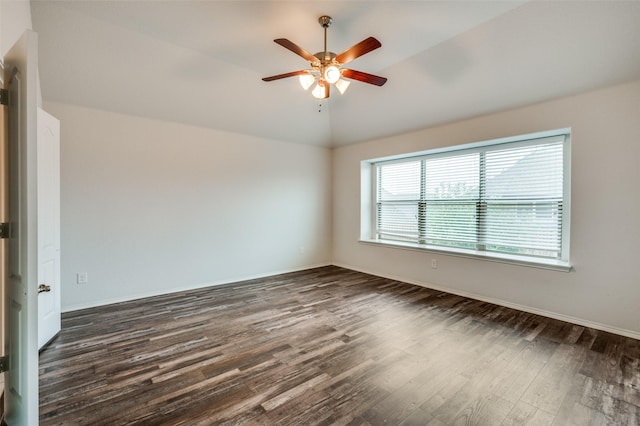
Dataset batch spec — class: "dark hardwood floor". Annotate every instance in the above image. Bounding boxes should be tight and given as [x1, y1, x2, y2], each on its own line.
[39, 266, 640, 425]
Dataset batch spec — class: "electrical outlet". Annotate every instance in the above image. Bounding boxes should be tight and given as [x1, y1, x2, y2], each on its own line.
[431, 259, 438, 269]
[77, 272, 88, 284]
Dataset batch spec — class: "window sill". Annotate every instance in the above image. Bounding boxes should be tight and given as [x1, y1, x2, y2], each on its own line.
[358, 239, 573, 272]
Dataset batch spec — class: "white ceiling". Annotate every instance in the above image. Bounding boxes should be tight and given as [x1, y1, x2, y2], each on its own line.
[31, 1, 640, 148]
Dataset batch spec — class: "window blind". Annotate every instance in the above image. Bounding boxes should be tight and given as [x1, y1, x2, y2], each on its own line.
[377, 160, 421, 242]
[375, 134, 567, 261]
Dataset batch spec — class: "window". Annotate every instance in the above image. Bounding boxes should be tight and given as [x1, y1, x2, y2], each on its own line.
[367, 130, 570, 269]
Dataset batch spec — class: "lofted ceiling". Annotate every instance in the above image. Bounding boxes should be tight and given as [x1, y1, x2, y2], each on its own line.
[31, 1, 640, 148]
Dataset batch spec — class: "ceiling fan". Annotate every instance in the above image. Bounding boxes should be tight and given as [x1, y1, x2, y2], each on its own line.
[262, 15, 387, 100]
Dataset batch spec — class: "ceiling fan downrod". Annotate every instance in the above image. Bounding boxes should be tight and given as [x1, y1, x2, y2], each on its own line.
[319, 15, 332, 64]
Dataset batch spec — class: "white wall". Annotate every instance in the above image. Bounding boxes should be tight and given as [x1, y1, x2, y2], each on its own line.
[332, 80, 640, 338]
[0, 0, 32, 58]
[1, 1, 42, 106]
[45, 102, 332, 311]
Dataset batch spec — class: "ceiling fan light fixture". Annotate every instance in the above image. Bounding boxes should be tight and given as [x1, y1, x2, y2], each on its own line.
[324, 65, 341, 84]
[335, 78, 350, 95]
[311, 81, 327, 99]
[299, 73, 315, 91]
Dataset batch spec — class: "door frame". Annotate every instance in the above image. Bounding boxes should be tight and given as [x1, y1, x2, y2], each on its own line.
[0, 56, 8, 424]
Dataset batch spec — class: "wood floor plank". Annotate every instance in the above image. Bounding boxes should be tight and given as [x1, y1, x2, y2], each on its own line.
[502, 401, 554, 426]
[39, 266, 640, 425]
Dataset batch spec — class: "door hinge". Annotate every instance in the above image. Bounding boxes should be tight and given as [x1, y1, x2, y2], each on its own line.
[0, 356, 7, 373]
[0, 222, 9, 239]
[0, 88, 7, 106]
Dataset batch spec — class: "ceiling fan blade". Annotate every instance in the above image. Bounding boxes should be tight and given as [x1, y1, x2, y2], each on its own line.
[274, 39, 317, 63]
[262, 70, 308, 82]
[341, 69, 387, 86]
[335, 37, 382, 64]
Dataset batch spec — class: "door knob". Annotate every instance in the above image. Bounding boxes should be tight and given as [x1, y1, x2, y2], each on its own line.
[38, 284, 51, 293]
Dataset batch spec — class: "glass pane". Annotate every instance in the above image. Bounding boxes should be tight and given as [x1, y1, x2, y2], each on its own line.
[484, 201, 562, 258]
[486, 142, 563, 200]
[377, 202, 419, 242]
[425, 153, 479, 201]
[424, 202, 477, 249]
[378, 161, 421, 201]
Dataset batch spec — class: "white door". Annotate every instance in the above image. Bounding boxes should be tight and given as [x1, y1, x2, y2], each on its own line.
[4, 30, 40, 426]
[37, 108, 61, 349]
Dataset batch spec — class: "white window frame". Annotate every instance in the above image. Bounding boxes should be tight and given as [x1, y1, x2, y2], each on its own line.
[360, 129, 572, 272]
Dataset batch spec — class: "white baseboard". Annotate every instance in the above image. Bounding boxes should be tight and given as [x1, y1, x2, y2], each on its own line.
[332, 262, 640, 341]
[61, 263, 332, 313]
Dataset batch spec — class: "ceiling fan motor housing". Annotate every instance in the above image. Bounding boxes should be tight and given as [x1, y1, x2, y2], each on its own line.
[314, 51, 336, 65]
